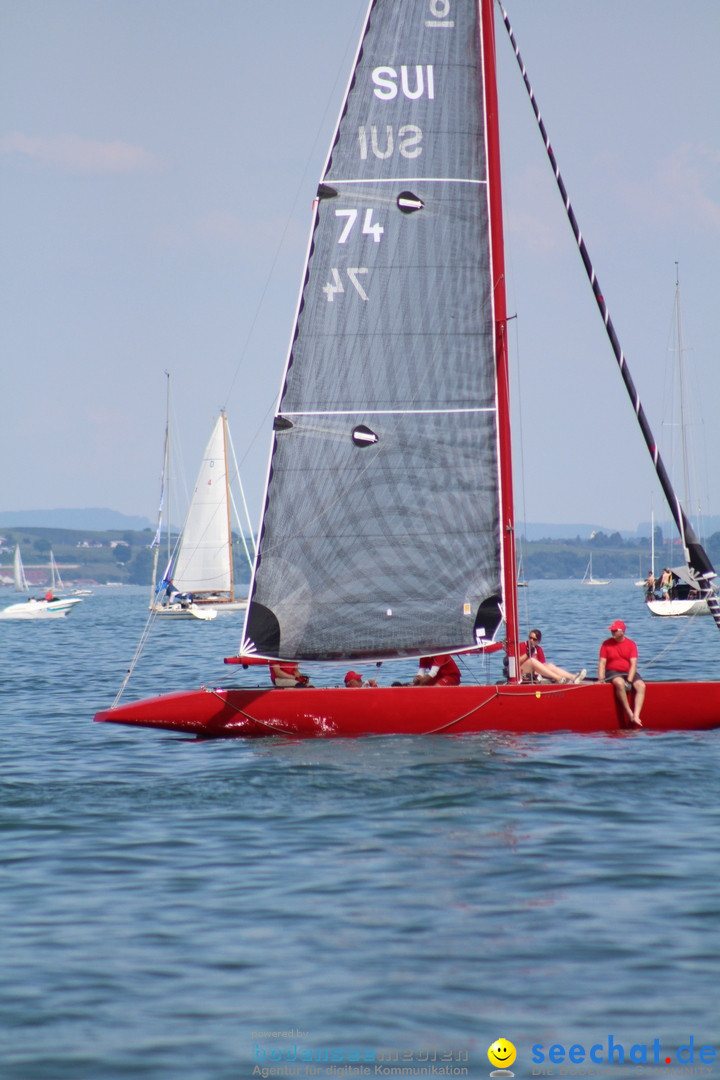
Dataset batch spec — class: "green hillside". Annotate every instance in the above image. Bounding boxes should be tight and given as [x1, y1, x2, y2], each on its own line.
[0, 526, 253, 587]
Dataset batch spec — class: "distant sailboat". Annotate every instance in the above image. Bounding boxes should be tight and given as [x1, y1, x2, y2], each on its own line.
[47, 550, 91, 598]
[49, 551, 64, 594]
[582, 554, 610, 586]
[152, 409, 255, 620]
[646, 271, 714, 618]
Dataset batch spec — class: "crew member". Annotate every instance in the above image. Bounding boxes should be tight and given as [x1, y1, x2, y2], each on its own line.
[414, 655, 461, 686]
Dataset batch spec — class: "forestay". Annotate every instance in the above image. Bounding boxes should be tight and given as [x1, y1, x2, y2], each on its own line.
[244, 0, 504, 661]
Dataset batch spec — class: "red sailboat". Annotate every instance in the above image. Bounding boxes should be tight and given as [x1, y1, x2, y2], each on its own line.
[96, 0, 720, 738]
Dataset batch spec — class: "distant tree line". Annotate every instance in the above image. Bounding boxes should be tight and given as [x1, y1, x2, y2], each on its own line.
[518, 529, 720, 580]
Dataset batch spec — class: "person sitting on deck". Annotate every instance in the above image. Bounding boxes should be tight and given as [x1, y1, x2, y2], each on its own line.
[505, 629, 586, 684]
[269, 661, 311, 688]
[598, 619, 645, 727]
[413, 654, 461, 686]
[344, 670, 378, 688]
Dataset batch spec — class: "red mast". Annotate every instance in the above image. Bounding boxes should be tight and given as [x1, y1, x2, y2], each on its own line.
[480, 0, 520, 678]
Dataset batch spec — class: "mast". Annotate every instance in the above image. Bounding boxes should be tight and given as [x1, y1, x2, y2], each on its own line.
[674, 265, 691, 512]
[481, 0, 520, 677]
[150, 371, 171, 607]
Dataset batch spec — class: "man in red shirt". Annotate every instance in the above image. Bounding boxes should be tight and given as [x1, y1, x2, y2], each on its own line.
[598, 619, 645, 727]
[414, 654, 461, 686]
[269, 661, 310, 687]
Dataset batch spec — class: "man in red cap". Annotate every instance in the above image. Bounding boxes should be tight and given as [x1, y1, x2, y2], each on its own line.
[344, 671, 377, 687]
[598, 620, 645, 726]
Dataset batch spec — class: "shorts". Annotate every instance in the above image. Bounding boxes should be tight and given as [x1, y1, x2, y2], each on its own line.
[605, 670, 642, 692]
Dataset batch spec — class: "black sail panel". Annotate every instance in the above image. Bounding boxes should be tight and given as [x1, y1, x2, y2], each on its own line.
[244, 0, 502, 661]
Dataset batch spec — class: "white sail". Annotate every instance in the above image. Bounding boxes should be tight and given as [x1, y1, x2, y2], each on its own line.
[172, 414, 234, 597]
[50, 551, 65, 592]
[13, 546, 29, 592]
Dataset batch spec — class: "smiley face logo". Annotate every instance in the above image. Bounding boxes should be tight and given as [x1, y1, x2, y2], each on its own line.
[488, 1038, 517, 1073]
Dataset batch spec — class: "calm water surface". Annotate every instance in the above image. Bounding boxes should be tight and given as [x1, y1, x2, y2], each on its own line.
[1, 582, 719, 1079]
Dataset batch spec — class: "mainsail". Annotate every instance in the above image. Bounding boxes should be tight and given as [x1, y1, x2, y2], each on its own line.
[172, 414, 234, 598]
[244, 0, 505, 661]
[13, 546, 29, 592]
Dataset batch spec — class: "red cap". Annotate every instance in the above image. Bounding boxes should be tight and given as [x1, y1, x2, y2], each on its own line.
[344, 671, 363, 684]
[609, 620, 626, 632]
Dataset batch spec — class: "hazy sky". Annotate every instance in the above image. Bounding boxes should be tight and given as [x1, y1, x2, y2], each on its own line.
[2, 1, 719, 536]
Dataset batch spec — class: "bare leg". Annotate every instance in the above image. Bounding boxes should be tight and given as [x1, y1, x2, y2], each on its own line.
[543, 662, 578, 682]
[611, 676, 637, 726]
[524, 657, 575, 683]
[630, 678, 645, 725]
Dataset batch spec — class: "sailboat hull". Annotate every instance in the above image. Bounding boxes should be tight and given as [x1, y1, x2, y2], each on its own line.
[153, 602, 218, 621]
[646, 598, 710, 617]
[95, 681, 720, 738]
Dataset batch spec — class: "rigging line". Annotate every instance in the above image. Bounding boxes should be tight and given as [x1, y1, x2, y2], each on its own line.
[418, 680, 588, 735]
[420, 689, 502, 734]
[497, 0, 720, 637]
[642, 613, 699, 673]
[111, 608, 160, 709]
[204, 688, 303, 736]
[456, 652, 499, 686]
[225, 424, 257, 556]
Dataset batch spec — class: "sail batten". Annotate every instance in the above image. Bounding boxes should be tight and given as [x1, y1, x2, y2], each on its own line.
[243, 0, 504, 662]
[328, 177, 487, 185]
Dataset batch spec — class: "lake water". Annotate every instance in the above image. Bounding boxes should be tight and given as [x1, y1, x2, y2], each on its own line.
[1, 582, 719, 1080]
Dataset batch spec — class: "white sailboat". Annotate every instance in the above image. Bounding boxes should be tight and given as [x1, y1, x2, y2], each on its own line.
[152, 410, 255, 620]
[49, 550, 64, 593]
[647, 569, 712, 618]
[646, 271, 714, 618]
[582, 554, 610, 586]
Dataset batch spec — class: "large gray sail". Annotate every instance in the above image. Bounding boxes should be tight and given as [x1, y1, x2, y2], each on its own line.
[243, 0, 503, 661]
